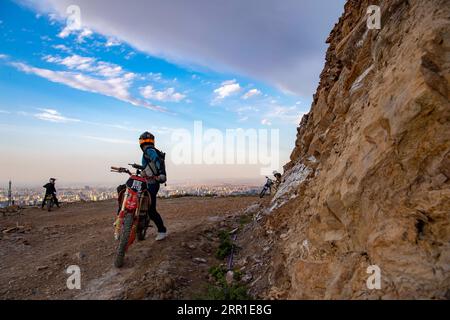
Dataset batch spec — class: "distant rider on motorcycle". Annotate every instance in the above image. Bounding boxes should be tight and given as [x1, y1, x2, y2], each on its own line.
[41, 178, 60, 209]
[273, 171, 282, 191]
[139, 132, 168, 241]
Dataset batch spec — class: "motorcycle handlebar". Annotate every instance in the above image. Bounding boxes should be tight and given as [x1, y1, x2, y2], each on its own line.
[110, 166, 131, 174]
[128, 163, 145, 170]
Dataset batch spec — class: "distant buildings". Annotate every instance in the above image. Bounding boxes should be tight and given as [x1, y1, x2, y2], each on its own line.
[0, 183, 260, 207]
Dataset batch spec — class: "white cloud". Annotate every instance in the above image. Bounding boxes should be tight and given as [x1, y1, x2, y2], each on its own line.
[12, 62, 165, 112]
[0, 109, 11, 114]
[34, 108, 80, 123]
[0, 54, 8, 60]
[242, 88, 261, 99]
[43, 54, 125, 78]
[52, 54, 94, 70]
[58, 25, 93, 43]
[213, 79, 241, 101]
[124, 51, 136, 60]
[147, 72, 163, 82]
[140, 85, 186, 102]
[24, 0, 345, 96]
[95, 62, 124, 78]
[106, 37, 121, 47]
[40, 35, 52, 42]
[52, 44, 72, 53]
[261, 119, 272, 126]
[57, 26, 71, 38]
[265, 105, 304, 124]
[82, 135, 134, 145]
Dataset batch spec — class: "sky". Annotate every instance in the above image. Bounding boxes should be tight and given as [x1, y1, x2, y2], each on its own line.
[0, 0, 345, 187]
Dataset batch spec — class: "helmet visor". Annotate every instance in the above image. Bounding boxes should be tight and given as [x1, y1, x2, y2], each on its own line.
[139, 138, 154, 145]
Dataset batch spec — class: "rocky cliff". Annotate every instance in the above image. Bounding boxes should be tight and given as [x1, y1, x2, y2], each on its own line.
[240, 0, 450, 299]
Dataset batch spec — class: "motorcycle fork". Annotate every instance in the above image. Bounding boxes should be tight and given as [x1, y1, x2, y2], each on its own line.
[126, 193, 142, 247]
[114, 189, 140, 238]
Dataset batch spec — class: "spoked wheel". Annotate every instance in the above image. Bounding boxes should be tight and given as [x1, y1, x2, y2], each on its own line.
[259, 187, 267, 198]
[137, 194, 151, 241]
[47, 199, 53, 212]
[114, 213, 134, 268]
[137, 215, 149, 241]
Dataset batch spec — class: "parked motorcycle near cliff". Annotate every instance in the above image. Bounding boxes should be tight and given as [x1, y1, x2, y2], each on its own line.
[45, 194, 54, 212]
[110, 163, 152, 268]
[259, 176, 274, 198]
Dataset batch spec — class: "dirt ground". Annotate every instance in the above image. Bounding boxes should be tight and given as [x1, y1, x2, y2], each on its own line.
[0, 196, 259, 300]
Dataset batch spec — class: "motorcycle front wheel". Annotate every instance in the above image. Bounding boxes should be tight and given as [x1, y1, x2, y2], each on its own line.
[114, 213, 134, 268]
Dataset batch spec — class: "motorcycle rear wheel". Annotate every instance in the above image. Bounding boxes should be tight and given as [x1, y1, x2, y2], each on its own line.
[114, 213, 134, 268]
[47, 199, 53, 212]
[259, 187, 267, 198]
[137, 215, 148, 241]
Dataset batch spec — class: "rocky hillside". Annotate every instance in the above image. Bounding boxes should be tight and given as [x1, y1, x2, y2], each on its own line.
[240, 0, 450, 299]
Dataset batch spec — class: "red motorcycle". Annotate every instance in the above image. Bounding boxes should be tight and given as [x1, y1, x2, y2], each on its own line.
[111, 163, 153, 268]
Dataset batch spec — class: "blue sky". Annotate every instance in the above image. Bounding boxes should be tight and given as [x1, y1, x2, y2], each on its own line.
[0, 0, 344, 186]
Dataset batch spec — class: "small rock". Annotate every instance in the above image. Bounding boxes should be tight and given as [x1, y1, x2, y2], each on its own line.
[193, 257, 207, 264]
[242, 273, 253, 283]
[187, 244, 196, 250]
[164, 277, 174, 289]
[128, 288, 146, 300]
[37, 265, 48, 271]
[76, 251, 86, 260]
[226, 270, 234, 285]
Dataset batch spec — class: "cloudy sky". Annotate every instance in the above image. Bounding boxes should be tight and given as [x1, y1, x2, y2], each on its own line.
[0, 0, 345, 186]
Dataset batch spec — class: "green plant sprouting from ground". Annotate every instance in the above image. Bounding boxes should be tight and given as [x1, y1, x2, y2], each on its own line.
[238, 213, 253, 228]
[196, 227, 252, 300]
[196, 265, 251, 300]
[215, 230, 234, 259]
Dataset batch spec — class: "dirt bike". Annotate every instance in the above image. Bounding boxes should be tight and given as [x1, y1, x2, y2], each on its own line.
[259, 176, 274, 198]
[111, 163, 153, 268]
[45, 194, 55, 212]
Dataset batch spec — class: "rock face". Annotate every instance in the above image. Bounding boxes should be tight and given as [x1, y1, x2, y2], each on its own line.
[247, 0, 450, 299]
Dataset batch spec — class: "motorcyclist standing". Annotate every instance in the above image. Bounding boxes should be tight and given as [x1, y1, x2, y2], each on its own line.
[41, 178, 60, 209]
[139, 132, 167, 241]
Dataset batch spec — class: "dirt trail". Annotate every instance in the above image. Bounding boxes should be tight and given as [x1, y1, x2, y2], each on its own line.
[0, 196, 258, 300]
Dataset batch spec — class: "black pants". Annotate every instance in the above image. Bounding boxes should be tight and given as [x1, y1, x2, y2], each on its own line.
[41, 193, 59, 208]
[148, 183, 166, 233]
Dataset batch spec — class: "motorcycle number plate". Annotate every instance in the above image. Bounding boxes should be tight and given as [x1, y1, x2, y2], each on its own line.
[131, 180, 142, 192]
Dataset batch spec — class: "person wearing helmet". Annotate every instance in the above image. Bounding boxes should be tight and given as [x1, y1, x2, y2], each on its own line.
[41, 178, 60, 209]
[272, 171, 282, 193]
[273, 171, 282, 181]
[139, 132, 167, 241]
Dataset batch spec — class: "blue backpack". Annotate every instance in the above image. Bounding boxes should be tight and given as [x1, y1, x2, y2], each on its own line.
[144, 148, 167, 183]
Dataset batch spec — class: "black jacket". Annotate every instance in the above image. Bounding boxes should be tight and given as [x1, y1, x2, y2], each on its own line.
[43, 183, 56, 195]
